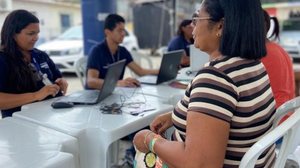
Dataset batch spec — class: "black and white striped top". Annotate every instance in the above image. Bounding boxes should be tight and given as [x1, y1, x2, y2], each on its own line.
[172, 56, 276, 167]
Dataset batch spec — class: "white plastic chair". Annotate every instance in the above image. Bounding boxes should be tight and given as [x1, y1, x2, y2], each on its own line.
[239, 97, 300, 168]
[74, 56, 87, 88]
[129, 50, 153, 77]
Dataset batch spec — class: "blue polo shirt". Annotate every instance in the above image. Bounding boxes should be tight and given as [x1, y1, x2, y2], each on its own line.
[0, 49, 62, 117]
[167, 35, 192, 56]
[87, 40, 133, 81]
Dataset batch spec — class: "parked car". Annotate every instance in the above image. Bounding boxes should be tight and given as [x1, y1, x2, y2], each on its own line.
[279, 18, 300, 62]
[37, 25, 139, 73]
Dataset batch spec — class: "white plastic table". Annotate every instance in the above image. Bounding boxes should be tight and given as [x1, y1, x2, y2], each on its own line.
[13, 91, 173, 168]
[0, 118, 79, 168]
[125, 83, 185, 107]
[176, 67, 196, 82]
[0, 146, 75, 168]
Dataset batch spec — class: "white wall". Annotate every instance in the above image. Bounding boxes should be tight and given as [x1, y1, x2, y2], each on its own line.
[0, 0, 81, 42]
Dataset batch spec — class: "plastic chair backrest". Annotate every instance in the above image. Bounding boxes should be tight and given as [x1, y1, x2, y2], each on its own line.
[74, 56, 87, 88]
[273, 96, 300, 126]
[239, 96, 300, 168]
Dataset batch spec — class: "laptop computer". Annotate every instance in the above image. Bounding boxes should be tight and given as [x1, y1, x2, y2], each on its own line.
[54, 59, 126, 105]
[138, 49, 183, 85]
[190, 45, 209, 72]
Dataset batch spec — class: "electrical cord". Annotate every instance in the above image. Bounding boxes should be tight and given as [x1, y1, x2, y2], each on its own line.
[99, 87, 148, 115]
[100, 103, 122, 114]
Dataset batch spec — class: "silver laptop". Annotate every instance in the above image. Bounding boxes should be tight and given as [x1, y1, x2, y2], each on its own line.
[54, 59, 126, 105]
[138, 50, 183, 85]
[190, 45, 210, 72]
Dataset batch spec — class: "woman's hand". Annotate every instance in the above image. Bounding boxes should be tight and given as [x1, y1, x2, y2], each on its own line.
[34, 84, 60, 101]
[55, 78, 68, 95]
[117, 77, 140, 87]
[133, 129, 152, 153]
[150, 112, 173, 135]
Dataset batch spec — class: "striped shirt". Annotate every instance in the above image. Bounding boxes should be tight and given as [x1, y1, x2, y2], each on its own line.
[172, 56, 276, 167]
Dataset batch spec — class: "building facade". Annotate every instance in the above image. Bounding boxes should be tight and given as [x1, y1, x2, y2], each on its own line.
[0, 0, 81, 43]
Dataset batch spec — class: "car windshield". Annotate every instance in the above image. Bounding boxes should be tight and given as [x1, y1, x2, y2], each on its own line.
[57, 26, 82, 40]
[282, 19, 300, 31]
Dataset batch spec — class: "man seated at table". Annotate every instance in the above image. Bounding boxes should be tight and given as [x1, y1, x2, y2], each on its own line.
[86, 14, 158, 89]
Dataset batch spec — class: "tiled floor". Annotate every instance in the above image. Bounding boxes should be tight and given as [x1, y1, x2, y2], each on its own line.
[114, 140, 134, 167]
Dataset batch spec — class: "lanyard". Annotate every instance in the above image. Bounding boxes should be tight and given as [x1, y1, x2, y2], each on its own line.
[31, 54, 52, 85]
[32, 55, 42, 74]
[110, 49, 120, 63]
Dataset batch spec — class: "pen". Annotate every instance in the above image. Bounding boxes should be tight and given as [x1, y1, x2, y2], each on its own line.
[130, 108, 156, 116]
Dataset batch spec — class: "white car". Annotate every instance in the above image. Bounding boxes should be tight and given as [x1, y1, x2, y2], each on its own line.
[37, 25, 139, 73]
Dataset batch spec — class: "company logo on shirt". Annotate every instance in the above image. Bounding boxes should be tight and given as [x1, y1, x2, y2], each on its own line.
[40, 62, 49, 69]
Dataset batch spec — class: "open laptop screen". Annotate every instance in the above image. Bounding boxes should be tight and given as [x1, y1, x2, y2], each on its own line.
[53, 59, 126, 105]
[97, 59, 126, 101]
[138, 49, 183, 85]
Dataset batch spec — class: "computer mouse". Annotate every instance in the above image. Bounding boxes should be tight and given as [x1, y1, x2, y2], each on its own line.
[133, 81, 141, 87]
[51, 101, 74, 109]
[133, 83, 141, 87]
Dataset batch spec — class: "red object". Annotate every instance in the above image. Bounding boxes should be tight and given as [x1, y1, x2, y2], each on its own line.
[278, 112, 293, 125]
[265, 8, 277, 17]
[262, 42, 295, 109]
[262, 42, 295, 125]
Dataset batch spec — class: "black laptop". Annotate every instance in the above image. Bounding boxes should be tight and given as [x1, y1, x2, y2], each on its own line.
[138, 50, 183, 85]
[54, 59, 126, 105]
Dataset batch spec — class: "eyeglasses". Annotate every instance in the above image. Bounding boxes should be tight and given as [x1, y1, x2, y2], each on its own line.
[192, 16, 212, 26]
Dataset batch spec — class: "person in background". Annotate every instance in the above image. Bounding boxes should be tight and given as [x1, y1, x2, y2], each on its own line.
[262, 11, 295, 128]
[133, 0, 276, 167]
[86, 14, 158, 89]
[262, 10, 295, 109]
[167, 19, 194, 67]
[0, 9, 68, 118]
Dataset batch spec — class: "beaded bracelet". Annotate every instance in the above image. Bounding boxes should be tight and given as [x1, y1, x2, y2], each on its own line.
[162, 163, 168, 168]
[144, 131, 153, 150]
[149, 137, 158, 153]
[149, 134, 162, 153]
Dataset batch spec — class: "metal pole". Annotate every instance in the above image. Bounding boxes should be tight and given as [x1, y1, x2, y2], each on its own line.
[173, 0, 177, 35]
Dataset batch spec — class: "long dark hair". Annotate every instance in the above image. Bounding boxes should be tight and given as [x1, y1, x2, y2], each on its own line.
[0, 9, 39, 93]
[263, 10, 280, 41]
[203, 0, 266, 59]
[177, 19, 192, 36]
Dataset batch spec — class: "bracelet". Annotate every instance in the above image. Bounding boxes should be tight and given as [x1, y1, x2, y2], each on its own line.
[144, 131, 153, 150]
[150, 138, 158, 153]
[162, 163, 168, 168]
[149, 134, 162, 153]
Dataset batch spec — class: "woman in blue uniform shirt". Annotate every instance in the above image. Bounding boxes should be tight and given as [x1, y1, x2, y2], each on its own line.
[167, 19, 194, 67]
[0, 9, 68, 118]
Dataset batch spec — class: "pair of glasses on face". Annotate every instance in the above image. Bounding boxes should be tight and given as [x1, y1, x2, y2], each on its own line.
[191, 16, 212, 26]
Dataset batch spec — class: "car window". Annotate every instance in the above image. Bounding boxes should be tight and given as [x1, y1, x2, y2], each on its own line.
[58, 26, 82, 40]
[282, 19, 300, 31]
[57, 26, 130, 39]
